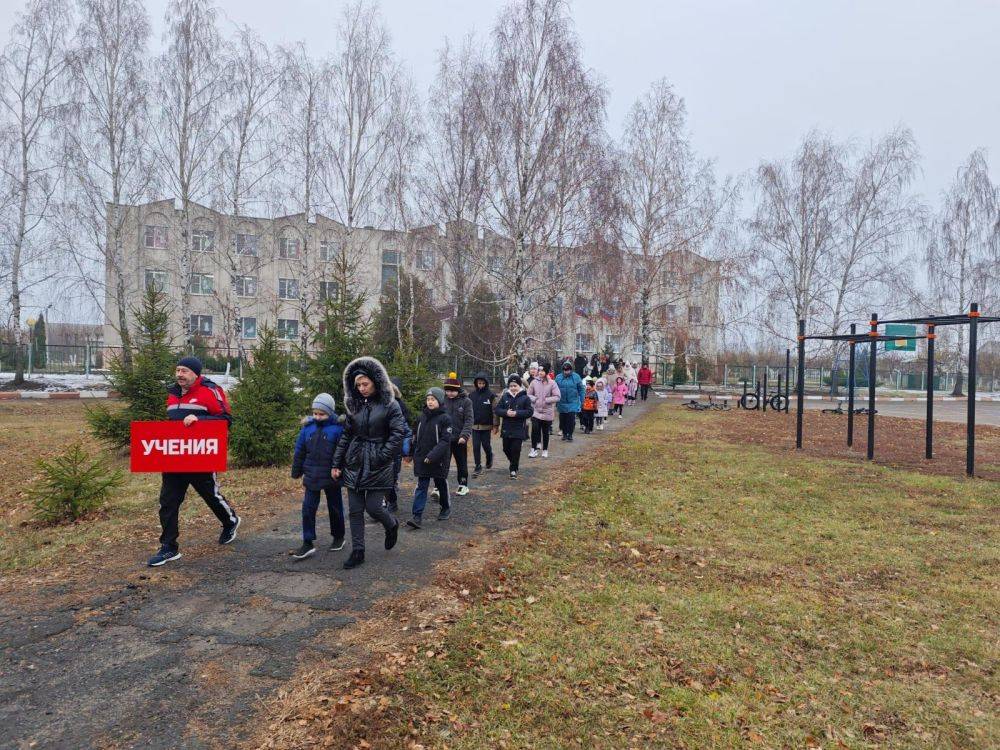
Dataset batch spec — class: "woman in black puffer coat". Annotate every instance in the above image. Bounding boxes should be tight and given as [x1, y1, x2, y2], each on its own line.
[332, 357, 405, 569]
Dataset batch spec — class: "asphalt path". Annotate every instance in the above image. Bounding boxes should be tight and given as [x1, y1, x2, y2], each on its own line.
[800, 398, 1000, 426]
[0, 401, 649, 749]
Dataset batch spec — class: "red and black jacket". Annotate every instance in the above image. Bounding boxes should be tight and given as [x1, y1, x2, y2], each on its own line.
[166, 376, 232, 427]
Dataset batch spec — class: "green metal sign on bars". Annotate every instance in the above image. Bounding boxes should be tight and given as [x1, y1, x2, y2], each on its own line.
[885, 323, 917, 351]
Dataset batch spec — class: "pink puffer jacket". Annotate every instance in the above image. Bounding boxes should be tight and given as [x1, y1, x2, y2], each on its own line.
[527, 377, 561, 421]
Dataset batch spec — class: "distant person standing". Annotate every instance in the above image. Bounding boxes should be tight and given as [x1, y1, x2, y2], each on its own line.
[573, 352, 588, 378]
[637, 362, 653, 401]
[147, 356, 240, 567]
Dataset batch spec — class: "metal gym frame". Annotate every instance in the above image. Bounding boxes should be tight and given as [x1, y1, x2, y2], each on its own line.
[795, 303, 999, 477]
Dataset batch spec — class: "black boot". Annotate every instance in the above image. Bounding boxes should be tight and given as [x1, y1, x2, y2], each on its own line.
[343, 550, 365, 569]
[385, 520, 399, 550]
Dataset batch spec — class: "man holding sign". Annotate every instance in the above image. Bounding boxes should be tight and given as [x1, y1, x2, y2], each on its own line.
[147, 356, 240, 567]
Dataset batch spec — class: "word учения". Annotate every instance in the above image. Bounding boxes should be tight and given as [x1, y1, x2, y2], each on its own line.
[141, 438, 220, 456]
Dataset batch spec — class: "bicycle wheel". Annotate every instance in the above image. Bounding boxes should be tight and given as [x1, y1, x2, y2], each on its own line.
[769, 394, 788, 411]
[712, 401, 731, 411]
[821, 408, 842, 415]
[739, 393, 759, 410]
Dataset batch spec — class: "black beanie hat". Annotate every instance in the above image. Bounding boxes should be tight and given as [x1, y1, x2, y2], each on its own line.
[177, 356, 203, 376]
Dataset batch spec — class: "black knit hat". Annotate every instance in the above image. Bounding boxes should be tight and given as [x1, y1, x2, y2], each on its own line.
[177, 356, 202, 375]
[507, 373, 523, 386]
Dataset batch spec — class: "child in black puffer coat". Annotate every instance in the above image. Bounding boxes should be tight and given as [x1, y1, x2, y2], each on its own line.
[407, 388, 453, 529]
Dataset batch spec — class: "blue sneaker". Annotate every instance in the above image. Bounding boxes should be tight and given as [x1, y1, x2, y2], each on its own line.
[148, 547, 181, 567]
[219, 515, 241, 545]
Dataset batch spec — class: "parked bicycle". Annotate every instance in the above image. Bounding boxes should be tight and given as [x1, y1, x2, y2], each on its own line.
[821, 399, 876, 416]
[685, 395, 730, 412]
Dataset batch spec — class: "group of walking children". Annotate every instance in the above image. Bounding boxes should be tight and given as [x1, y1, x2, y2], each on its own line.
[282, 357, 648, 570]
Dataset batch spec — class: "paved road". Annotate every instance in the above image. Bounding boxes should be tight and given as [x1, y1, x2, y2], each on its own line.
[0, 403, 649, 749]
[801, 399, 1000, 426]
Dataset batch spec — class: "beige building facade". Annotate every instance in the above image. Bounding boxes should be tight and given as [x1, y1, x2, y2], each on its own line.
[106, 200, 720, 362]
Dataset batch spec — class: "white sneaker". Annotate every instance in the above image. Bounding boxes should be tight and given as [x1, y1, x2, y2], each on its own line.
[599, 423, 605, 430]
[456, 484, 469, 496]
[618, 414, 623, 419]
[431, 488, 439, 499]
[542, 450, 548, 458]
[528, 448, 539, 458]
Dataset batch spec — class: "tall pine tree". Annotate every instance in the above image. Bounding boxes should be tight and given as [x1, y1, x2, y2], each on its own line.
[88, 288, 176, 449]
[230, 327, 301, 467]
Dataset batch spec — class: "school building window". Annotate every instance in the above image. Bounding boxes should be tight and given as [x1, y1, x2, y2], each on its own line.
[658, 338, 674, 355]
[279, 237, 300, 259]
[189, 273, 214, 295]
[688, 305, 703, 324]
[606, 334, 622, 352]
[319, 280, 340, 301]
[277, 318, 298, 340]
[144, 269, 167, 292]
[319, 240, 341, 261]
[235, 233, 259, 256]
[143, 225, 168, 249]
[575, 333, 594, 352]
[239, 317, 257, 339]
[381, 249, 400, 290]
[687, 338, 701, 355]
[278, 278, 299, 300]
[190, 314, 213, 336]
[233, 275, 257, 297]
[191, 229, 214, 252]
[417, 248, 434, 271]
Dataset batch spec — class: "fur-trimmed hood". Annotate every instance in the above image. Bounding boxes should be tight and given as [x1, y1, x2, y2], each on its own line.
[342, 356, 394, 414]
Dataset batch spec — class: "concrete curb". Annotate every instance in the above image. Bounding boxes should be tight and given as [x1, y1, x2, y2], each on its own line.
[0, 390, 115, 400]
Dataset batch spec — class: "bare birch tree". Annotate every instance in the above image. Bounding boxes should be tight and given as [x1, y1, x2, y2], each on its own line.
[476, 0, 607, 365]
[0, 0, 71, 384]
[750, 131, 845, 340]
[212, 25, 280, 355]
[152, 0, 225, 343]
[926, 149, 999, 394]
[420, 37, 487, 355]
[615, 78, 723, 362]
[277, 42, 328, 349]
[64, 0, 154, 361]
[323, 0, 401, 237]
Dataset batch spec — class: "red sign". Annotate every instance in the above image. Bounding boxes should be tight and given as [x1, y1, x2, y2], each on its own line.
[130, 420, 229, 473]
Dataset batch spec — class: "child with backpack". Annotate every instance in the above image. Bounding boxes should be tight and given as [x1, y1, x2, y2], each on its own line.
[581, 378, 599, 433]
[407, 388, 454, 529]
[290, 393, 346, 559]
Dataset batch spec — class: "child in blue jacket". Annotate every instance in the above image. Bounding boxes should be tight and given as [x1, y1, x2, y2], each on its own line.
[290, 393, 345, 559]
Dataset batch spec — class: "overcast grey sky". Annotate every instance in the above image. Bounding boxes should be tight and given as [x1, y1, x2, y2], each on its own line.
[2, 0, 998, 200]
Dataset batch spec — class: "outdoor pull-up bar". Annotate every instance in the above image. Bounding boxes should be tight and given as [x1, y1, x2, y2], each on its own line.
[796, 303, 996, 477]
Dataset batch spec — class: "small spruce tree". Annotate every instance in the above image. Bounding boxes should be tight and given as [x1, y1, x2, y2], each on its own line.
[30, 443, 124, 524]
[672, 342, 688, 385]
[229, 326, 301, 467]
[88, 288, 176, 449]
[299, 289, 371, 406]
[33, 314, 47, 369]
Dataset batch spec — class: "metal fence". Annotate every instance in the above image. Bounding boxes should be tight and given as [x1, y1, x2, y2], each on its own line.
[721, 362, 1000, 394]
